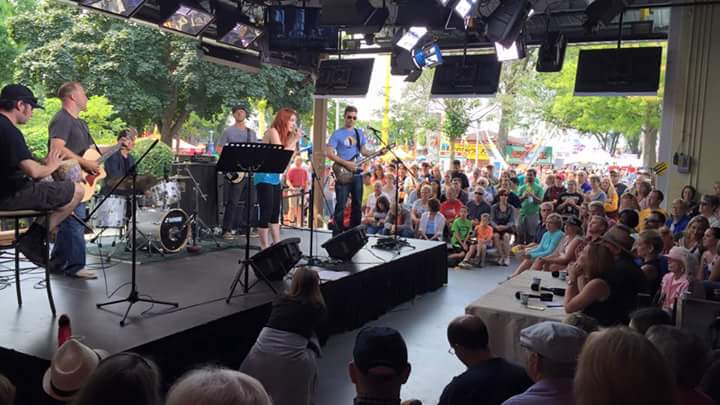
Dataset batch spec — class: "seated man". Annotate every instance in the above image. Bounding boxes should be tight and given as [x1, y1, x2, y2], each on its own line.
[0, 84, 83, 266]
[349, 326, 420, 405]
[503, 321, 587, 405]
[440, 315, 532, 405]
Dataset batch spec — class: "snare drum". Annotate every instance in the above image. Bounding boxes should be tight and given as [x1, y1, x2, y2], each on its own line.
[93, 196, 127, 228]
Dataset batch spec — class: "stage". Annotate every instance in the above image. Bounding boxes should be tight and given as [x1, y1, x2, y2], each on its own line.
[0, 228, 447, 404]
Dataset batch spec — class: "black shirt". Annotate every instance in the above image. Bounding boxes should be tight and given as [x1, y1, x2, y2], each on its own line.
[614, 182, 627, 196]
[266, 295, 327, 342]
[557, 192, 584, 217]
[584, 255, 645, 326]
[438, 358, 533, 405]
[466, 200, 492, 221]
[104, 151, 135, 179]
[48, 108, 92, 156]
[0, 114, 33, 199]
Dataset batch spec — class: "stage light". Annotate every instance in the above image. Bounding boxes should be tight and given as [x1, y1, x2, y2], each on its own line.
[454, 0, 477, 18]
[536, 32, 567, 72]
[495, 39, 526, 61]
[485, 0, 531, 47]
[219, 22, 262, 49]
[396, 26, 428, 51]
[81, 0, 145, 17]
[413, 42, 444, 68]
[161, 0, 214, 37]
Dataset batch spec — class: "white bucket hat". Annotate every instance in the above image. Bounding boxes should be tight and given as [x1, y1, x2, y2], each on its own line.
[42, 338, 107, 401]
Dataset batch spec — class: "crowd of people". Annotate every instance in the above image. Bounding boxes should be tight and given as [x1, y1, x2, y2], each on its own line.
[4, 293, 717, 405]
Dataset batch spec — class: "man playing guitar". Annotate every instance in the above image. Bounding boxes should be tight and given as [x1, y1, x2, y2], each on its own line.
[47, 82, 104, 279]
[326, 106, 373, 236]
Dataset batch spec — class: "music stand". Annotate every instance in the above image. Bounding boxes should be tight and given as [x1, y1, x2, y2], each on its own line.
[218, 143, 293, 302]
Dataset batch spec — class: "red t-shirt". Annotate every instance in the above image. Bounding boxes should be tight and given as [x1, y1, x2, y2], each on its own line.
[287, 166, 308, 188]
[440, 199, 464, 223]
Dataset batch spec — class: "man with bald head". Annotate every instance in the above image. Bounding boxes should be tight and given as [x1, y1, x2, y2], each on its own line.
[439, 315, 532, 405]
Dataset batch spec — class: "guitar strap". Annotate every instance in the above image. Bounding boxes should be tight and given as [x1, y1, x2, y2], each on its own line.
[352, 128, 361, 162]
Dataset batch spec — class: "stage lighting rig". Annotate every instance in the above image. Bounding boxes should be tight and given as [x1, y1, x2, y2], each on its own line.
[81, 0, 145, 17]
[485, 0, 532, 47]
[215, 7, 262, 49]
[495, 38, 526, 61]
[160, 0, 214, 37]
[413, 42, 444, 68]
[396, 26, 428, 51]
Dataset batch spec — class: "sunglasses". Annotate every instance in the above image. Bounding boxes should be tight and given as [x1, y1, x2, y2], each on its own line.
[346, 115, 357, 120]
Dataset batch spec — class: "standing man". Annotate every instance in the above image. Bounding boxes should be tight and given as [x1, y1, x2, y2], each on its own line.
[217, 105, 257, 240]
[286, 156, 309, 226]
[0, 84, 84, 267]
[517, 168, 544, 245]
[326, 106, 373, 235]
[48, 82, 99, 279]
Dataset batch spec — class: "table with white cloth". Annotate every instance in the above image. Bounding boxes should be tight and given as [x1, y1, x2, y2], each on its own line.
[465, 270, 569, 364]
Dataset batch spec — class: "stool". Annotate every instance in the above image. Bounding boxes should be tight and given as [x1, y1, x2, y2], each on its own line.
[0, 210, 55, 315]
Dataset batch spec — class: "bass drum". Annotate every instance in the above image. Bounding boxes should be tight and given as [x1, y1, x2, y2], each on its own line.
[130, 208, 189, 253]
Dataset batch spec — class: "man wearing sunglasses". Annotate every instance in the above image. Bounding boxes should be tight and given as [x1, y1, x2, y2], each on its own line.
[326, 106, 373, 235]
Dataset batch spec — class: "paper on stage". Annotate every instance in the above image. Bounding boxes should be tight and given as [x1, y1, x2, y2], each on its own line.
[315, 270, 351, 281]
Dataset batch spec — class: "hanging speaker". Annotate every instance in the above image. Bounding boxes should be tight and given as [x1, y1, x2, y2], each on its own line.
[251, 238, 302, 281]
[322, 226, 368, 261]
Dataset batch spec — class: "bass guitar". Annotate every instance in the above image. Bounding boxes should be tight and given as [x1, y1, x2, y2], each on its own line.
[332, 144, 394, 184]
[50, 144, 123, 202]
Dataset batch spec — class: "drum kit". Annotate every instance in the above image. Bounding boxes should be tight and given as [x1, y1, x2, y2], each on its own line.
[93, 174, 196, 254]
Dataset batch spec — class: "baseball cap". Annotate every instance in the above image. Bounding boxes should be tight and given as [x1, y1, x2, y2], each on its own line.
[519, 321, 587, 363]
[353, 326, 408, 375]
[0, 84, 44, 109]
[564, 215, 582, 228]
[231, 105, 248, 114]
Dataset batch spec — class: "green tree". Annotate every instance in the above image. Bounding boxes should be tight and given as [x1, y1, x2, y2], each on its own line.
[0, 0, 21, 86]
[443, 98, 473, 161]
[129, 138, 174, 178]
[23, 96, 126, 158]
[9, 1, 314, 146]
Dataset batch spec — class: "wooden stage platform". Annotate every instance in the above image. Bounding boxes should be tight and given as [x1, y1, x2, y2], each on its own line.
[0, 228, 447, 404]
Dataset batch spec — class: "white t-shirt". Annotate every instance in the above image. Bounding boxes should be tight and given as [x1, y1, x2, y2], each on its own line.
[366, 192, 390, 211]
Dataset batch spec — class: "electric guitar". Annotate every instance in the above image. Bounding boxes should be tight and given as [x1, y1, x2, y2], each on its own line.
[50, 144, 123, 202]
[332, 144, 395, 184]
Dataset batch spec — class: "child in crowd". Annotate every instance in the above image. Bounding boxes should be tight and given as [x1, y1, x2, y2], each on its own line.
[418, 198, 446, 241]
[449, 206, 473, 263]
[459, 213, 493, 268]
[660, 246, 695, 312]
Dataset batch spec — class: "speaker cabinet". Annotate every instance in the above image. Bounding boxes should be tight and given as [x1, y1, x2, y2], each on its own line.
[322, 226, 368, 261]
[251, 238, 303, 281]
[173, 162, 218, 227]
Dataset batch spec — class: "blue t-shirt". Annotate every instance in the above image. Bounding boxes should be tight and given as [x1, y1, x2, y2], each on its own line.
[425, 219, 435, 235]
[254, 172, 280, 185]
[327, 127, 367, 161]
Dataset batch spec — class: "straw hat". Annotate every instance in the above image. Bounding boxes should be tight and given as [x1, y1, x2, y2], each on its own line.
[42, 339, 107, 401]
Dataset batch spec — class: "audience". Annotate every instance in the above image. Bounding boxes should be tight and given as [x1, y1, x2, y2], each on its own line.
[700, 227, 720, 280]
[466, 187, 492, 226]
[0, 374, 14, 405]
[439, 315, 532, 405]
[449, 206, 474, 264]
[72, 352, 161, 405]
[635, 230, 668, 298]
[411, 185, 432, 231]
[666, 198, 691, 236]
[699, 194, 720, 227]
[563, 313, 600, 334]
[460, 213, 493, 268]
[240, 267, 326, 405]
[166, 367, 272, 405]
[511, 213, 564, 277]
[681, 185, 699, 217]
[575, 327, 675, 405]
[679, 215, 709, 255]
[517, 169, 544, 245]
[385, 203, 415, 238]
[491, 190, 515, 266]
[646, 325, 714, 405]
[503, 322, 587, 405]
[628, 307, 673, 334]
[363, 195, 391, 235]
[660, 246, 696, 312]
[349, 326, 418, 405]
[535, 215, 584, 272]
[639, 190, 666, 231]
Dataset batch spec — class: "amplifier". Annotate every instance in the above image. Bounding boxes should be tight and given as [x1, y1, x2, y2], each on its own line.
[173, 162, 218, 227]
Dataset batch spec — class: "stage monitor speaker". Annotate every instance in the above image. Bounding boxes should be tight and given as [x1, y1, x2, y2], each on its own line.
[251, 237, 303, 281]
[322, 226, 368, 261]
[174, 162, 218, 228]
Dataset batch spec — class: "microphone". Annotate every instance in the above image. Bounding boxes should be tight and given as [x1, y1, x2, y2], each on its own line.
[541, 287, 566, 296]
[515, 291, 553, 302]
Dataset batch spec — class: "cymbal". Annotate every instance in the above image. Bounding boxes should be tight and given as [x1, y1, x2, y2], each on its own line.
[105, 176, 158, 193]
[167, 175, 191, 181]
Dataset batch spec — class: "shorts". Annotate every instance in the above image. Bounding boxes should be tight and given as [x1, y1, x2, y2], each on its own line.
[0, 181, 75, 211]
[287, 188, 304, 210]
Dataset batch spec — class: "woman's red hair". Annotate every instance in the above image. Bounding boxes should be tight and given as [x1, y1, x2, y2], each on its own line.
[271, 107, 297, 147]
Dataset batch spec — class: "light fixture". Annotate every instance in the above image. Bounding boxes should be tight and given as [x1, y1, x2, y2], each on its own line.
[160, 0, 214, 37]
[494, 38, 526, 61]
[396, 26, 428, 51]
[81, 0, 145, 17]
[454, 0, 477, 18]
[485, 0, 531, 47]
[219, 23, 262, 48]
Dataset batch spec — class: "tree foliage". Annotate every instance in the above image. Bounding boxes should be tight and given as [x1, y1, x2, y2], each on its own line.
[129, 138, 175, 178]
[9, 0, 314, 146]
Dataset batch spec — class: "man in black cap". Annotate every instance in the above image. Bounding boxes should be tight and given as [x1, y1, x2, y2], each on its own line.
[349, 326, 420, 405]
[440, 315, 532, 405]
[0, 84, 84, 265]
[217, 105, 257, 240]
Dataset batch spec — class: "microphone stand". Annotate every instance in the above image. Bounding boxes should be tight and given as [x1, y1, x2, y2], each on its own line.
[303, 148, 335, 266]
[96, 139, 179, 326]
[368, 128, 413, 251]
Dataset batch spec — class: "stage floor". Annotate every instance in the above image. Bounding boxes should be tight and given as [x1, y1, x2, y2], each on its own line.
[0, 227, 447, 403]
